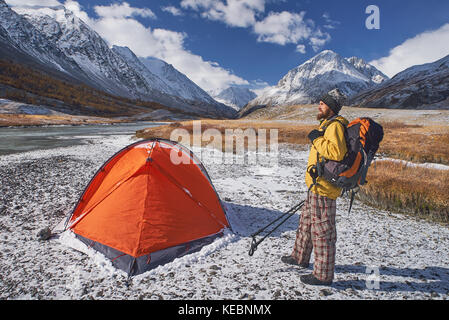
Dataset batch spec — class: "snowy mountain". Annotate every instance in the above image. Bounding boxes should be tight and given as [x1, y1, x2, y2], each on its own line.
[346, 56, 389, 85]
[0, 1, 93, 85]
[213, 87, 257, 110]
[113, 47, 236, 117]
[351, 54, 449, 109]
[139, 56, 220, 106]
[110, 46, 176, 97]
[244, 50, 388, 112]
[0, 1, 236, 119]
[0, 22, 35, 67]
[12, 5, 156, 98]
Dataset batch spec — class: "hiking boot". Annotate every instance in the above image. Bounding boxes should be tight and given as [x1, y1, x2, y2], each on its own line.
[300, 274, 332, 286]
[281, 255, 309, 268]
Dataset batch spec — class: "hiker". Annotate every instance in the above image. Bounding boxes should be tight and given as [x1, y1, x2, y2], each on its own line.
[281, 93, 348, 286]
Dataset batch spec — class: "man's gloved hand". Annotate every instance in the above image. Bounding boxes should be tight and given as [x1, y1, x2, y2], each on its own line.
[308, 129, 324, 143]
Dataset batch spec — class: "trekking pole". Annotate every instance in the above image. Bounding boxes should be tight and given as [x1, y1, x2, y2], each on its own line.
[248, 200, 305, 256]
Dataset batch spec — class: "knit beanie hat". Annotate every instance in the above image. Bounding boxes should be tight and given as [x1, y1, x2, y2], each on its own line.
[320, 94, 342, 115]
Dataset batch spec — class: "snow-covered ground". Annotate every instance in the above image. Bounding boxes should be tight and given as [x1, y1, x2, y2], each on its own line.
[0, 134, 448, 300]
[374, 158, 449, 171]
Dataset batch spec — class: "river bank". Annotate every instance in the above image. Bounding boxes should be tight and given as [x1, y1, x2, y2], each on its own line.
[0, 113, 136, 128]
[0, 120, 167, 156]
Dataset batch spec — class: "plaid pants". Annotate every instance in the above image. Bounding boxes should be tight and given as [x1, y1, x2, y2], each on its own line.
[292, 191, 337, 282]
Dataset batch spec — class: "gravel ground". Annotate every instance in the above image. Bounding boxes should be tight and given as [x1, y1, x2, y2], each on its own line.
[0, 134, 448, 300]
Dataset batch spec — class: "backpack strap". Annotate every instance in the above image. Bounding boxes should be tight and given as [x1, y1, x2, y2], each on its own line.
[315, 116, 347, 159]
[348, 189, 356, 214]
[358, 149, 375, 186]
[314, 116, 344, 161]
[319, 116, 346, 132]
[307, 116, 346, 192]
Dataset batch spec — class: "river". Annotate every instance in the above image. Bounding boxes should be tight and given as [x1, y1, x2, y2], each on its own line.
[0, 121, 166, 156]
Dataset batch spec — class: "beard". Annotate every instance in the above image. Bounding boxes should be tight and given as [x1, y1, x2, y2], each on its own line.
[317, 108, 332, 121]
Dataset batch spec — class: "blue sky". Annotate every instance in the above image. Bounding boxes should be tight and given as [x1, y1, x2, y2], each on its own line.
[6, 0, 449, 94]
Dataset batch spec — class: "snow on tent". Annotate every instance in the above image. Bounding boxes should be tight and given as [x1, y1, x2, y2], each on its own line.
[63, 139, 230, 276]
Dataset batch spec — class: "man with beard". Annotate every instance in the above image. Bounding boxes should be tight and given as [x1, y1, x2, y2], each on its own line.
[281, 93, 348, 286]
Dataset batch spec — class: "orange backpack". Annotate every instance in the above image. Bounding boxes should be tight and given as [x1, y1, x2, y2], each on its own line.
[310, 117, 384, 212]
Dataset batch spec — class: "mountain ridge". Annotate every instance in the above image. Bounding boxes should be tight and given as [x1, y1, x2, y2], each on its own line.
[213, 87, 257, 110]
[350, 54, 449, 109]
[0, 0, 236, 119]
[243, 50, 389, 114]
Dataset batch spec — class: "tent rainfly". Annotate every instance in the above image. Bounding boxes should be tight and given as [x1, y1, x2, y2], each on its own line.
[64, 139, 230, 276]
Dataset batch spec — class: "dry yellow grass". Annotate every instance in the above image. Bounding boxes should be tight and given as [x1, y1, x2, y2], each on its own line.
[378, 122, 449, 165]
[136, 119, 449, 164]
[136, 119, 316, 150]
[359, 160, 449, 224]
[245, 104, 449, 164]
[0, 114, 121, 127]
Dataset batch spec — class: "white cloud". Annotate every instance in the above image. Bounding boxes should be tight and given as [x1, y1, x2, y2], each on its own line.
[253, 11, 311, 45]
[181, 1, 331, 52]
[251, 84, 274, 97]
[322, 11, 340, 30]
[370, 23, 449, 77]
[252, 11, 330, 51]
[309, 29, 331, 52]
[150, 28, 248, 91]
[59, 1, 247, 92]
[94, 2, 156, 19]
[181, 0, 265, 28]
[296, 44, 306, 54]
[7, 0, 333, 56]
[248, 79, 270, 95]
[63, 1, 92, 24]
[162, 6, 184, 16]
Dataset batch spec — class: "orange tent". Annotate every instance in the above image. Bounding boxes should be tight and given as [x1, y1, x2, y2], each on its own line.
[65, 139, 230, 276]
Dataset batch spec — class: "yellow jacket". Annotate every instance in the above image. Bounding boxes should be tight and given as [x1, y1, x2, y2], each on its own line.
[305, 116, 349, 200]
